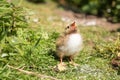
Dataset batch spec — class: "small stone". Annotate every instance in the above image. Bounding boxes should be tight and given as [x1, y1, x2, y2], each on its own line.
[117, 53, 120, 57]
[53, 63, 67, 72]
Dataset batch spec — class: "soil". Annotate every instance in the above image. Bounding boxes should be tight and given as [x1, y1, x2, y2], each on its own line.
[55, 9, 120, 31]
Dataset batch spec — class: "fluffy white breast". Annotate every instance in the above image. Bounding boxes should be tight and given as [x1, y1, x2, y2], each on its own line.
[65, 33, 82, 56]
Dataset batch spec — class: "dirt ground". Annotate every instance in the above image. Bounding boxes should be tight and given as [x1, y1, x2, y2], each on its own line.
[55, 9, 120, 31]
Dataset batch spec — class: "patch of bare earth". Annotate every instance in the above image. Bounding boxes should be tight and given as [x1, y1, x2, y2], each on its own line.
[55, 9, 120, 31]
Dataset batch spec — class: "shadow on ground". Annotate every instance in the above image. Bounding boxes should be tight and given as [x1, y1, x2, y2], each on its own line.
[27, 0, 45, 4]
[48, 49, 71, 62]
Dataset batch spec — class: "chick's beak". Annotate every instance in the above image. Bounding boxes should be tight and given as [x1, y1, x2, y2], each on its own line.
[71, 26, 77, 31]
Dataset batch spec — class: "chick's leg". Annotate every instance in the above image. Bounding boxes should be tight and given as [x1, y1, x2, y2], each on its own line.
[60, 55, 63, 64]
[59, 53, 66, 66]
[69, 55, 79, 66]
[57, 53, 66, 71]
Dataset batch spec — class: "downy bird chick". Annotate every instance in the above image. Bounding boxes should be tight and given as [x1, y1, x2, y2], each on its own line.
[55, 22, 83, 71]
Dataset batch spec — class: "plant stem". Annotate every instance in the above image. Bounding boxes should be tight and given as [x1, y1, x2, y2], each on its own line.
[7, 65, 60, 80]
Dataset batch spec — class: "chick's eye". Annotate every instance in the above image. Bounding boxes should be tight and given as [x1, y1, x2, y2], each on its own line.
[65, 26, 70, 30]
[67, 26, 69, 28]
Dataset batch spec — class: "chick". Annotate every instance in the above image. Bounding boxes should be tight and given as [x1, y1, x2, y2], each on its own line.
[55, 22, 83, 71]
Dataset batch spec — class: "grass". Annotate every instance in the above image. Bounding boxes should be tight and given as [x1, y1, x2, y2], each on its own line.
[0, 0, 120, 80]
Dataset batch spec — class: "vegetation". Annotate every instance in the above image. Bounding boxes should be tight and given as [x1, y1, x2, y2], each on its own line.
[0, 0, 120, 80]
